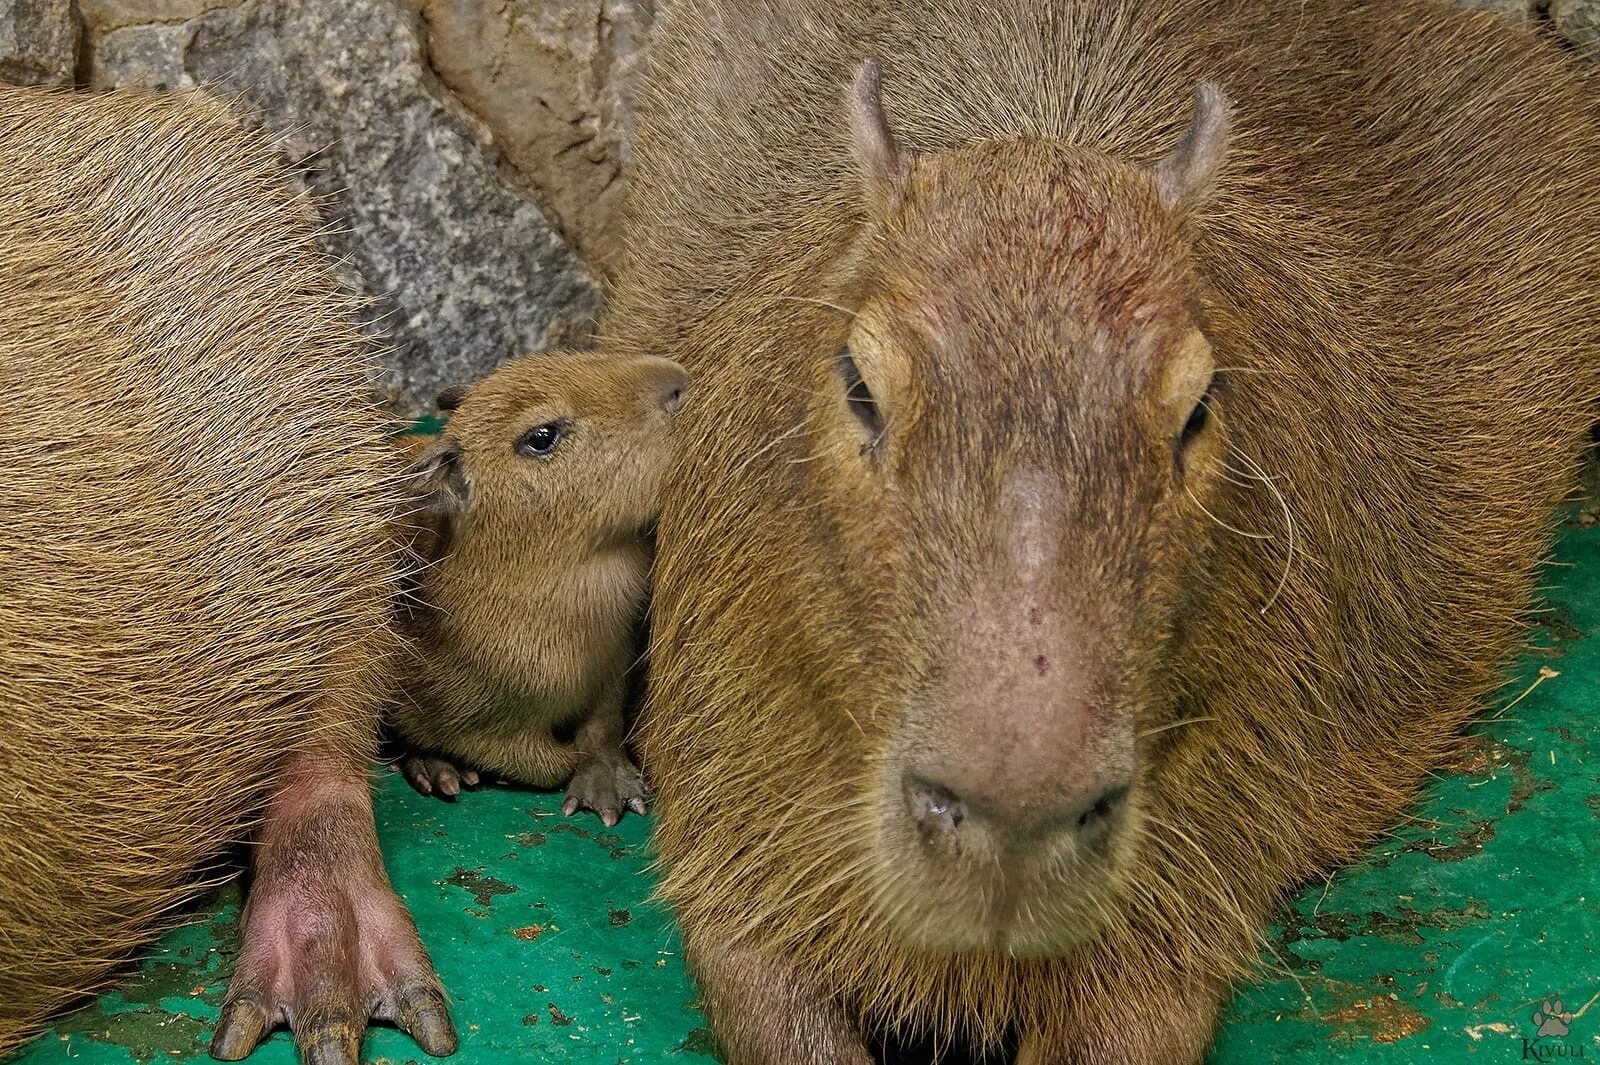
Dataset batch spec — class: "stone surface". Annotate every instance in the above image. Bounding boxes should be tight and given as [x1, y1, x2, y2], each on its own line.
[1452, 0, 1600, 60]
[0, 0, 79, 86]
[1451, 0, 1532, 16]
[85, 0, 602, 411]
[1552, 0, 1600, 61]
[414, 0, 657, 277]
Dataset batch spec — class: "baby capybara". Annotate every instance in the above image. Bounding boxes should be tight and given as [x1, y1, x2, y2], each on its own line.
[602, 0, 1600, 1060]
[390, 351, 687, 825]
[0, 88, 453, 1064]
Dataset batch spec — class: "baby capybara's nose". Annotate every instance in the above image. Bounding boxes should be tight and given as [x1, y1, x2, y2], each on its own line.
[902, 769, 1130, 850]
[638, 357, 690, 414]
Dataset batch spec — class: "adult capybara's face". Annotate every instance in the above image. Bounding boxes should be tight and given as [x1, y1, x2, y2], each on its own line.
[810, 142, 1229, 955]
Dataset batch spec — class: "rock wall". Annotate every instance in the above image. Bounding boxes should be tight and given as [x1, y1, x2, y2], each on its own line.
[0, 0, 1593, 410]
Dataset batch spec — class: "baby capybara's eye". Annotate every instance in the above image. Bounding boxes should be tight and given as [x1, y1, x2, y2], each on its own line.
[517, 422, 565, 457]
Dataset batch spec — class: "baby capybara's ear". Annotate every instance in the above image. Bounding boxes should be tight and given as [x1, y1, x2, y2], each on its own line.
[406, 436, 469, 522]
[435, 383, 470, 412]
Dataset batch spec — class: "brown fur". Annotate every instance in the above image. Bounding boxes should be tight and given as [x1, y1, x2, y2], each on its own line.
[389, 351, 685, 820]
[0, 86, 418, 1052]
[603, 1, 1600, 1060]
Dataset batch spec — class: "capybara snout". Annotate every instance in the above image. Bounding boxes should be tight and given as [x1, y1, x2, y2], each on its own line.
[872, 461, 1150, 955]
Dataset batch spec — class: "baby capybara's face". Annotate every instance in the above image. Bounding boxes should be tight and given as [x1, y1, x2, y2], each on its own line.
[430, 351, 689, 543]
[810, 142, 1227, 956]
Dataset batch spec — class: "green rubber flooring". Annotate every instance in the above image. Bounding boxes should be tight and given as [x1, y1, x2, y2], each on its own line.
[11, 504, 1599, 1065]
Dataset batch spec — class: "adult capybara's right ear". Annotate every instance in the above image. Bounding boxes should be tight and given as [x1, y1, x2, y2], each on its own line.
[1154, 82, 1231, 210]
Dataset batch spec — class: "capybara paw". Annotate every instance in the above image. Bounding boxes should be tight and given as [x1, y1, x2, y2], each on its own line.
[400, 753, 480, 799]
[563, 757, 650, 826]
[210, 877, 457, 1062]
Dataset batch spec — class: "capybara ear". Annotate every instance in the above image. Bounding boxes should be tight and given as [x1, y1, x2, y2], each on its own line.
[1154, 82, 1230, 210]
[407, 436, 469, 521]
[435, 383, 470, 412]
[849, 58, 912, 213]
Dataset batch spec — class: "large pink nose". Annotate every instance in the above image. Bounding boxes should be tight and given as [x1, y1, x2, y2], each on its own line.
[897, 468, 1133, 853]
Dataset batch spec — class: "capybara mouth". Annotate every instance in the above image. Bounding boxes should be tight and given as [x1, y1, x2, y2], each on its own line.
[867, 772, 1140, 956]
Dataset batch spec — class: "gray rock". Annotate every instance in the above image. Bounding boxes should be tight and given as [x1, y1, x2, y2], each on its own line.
[0, 0, 80, 86]
[415, 0, 658, 277]
[1449, 0, 1531, 16]
[1551, 0, 1600, 61]
[87, 0, 601, 412]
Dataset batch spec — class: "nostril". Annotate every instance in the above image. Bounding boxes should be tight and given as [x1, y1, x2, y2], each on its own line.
[903, 773, 965, 835]
[1075, 783, 1130, 834]
[662, 386, 684, 413]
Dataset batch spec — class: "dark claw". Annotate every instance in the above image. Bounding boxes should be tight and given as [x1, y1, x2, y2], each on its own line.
[436, 769, 460, 798]
[395, 984, 459, 1057]
[210, 999, 268, 1061]
[460, 769, 480, 787]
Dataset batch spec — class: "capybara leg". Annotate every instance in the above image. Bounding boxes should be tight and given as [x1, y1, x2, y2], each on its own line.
[687, 932, 873, 1065]
[1016, 970, 1223, 1065]
[561, 677, 648, 826]
[399, 752, 480, 799]
[211, 754, 457, 1064]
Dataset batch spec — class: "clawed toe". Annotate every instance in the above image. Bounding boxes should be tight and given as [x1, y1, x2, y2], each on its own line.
[390, 982, 458, 1057]
[210, 999, 270, 1061]
[401, 754, 480, 801]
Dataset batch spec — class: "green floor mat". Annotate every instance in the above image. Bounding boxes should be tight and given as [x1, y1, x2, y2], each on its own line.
[11, 508, 1599, 1065]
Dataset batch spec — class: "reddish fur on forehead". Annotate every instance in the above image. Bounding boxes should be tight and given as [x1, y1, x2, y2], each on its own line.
[877, 141, 1192, 362]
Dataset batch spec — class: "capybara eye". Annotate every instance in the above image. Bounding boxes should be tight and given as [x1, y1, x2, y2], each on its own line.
[517, 422, 565, 458]
[837, 347, 884, 452]
[1180, 393, 1212, 450]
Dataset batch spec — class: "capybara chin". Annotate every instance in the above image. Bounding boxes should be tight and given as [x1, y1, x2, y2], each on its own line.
[390, 350, 688, 824]
[603, 0, 1600, 1060]
[0, 87, 454, 1063]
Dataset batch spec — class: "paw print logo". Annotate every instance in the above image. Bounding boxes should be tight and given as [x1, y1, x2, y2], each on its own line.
[1533, 998, 1572, 1039]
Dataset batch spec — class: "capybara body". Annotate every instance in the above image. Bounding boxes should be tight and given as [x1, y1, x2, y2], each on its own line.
[604, 1, 1600, 1060]
[0, 87, 450, 1061]
[390, 351, 687, 823]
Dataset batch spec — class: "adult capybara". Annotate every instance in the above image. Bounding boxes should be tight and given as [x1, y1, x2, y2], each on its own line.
[391, 351, 687, 824]
[602, 1, 1600, 1060]
[0, 88, 454, 1063]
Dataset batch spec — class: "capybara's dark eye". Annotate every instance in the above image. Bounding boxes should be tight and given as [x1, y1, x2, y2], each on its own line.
[837, 347, 884, 452]
[1177, 385, 1209, 457]
[1180, 393, 1212, 449]
[517, 422, 564, 458]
